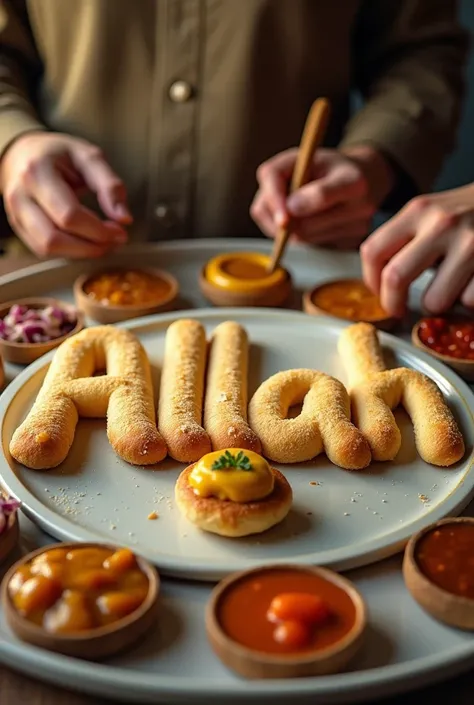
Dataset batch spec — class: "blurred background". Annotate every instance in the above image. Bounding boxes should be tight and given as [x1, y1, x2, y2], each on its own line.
[0, 2, 473, 254]
[436, 1, 474, 192]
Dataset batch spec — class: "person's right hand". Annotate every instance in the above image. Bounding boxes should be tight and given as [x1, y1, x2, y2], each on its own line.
[0, 131, 132, 258]
[361, 184, 474, 316]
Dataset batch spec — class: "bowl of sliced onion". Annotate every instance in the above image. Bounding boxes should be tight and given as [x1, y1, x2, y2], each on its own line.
[0, 495, 20, 565]
[0, 298, 84, 364]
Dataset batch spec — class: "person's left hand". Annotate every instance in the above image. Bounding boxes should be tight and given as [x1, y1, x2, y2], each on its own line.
[251, 145, 394, 248]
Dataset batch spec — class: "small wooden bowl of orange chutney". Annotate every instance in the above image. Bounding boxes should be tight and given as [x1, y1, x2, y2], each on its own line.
[403, 517, 474, 630]
[206, 564, 367, 679]
[1, 542, 160, 659]
[74, 268, 179, 324]
[199, 252, 293, 307]
[303, 278, 394, 329]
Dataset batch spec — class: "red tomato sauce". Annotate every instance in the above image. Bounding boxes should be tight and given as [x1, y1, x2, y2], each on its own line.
[417, 317, 474, 360]
[416, 523, 474, 599]
[217, 568, 357, 654]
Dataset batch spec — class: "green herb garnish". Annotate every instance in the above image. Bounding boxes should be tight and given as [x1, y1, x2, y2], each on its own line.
[211, 450, 253, 471]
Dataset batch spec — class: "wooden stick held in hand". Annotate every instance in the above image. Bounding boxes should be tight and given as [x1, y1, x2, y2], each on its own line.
[268, 98, 331, 273]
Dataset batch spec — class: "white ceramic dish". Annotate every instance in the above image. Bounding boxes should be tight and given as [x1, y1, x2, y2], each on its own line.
[1, 308, 473, 581]
[0, 512, 473, 705]
[0, 240, 473, 704]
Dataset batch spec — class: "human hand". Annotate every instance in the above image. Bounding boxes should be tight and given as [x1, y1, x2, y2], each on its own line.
[0, 132, 132, 258]
[361, 184, 474, 317]
[251, 145, 394, 248]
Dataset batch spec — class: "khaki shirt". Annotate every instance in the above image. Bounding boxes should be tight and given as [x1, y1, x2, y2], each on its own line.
[0, 0, 468, 241]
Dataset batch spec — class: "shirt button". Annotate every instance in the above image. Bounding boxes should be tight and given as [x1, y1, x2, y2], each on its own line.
[154, 203, 177, 228]
[168, 80, 193, 103]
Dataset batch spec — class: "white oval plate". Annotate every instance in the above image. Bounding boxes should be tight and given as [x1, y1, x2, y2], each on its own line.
[1, 309, 473, 580]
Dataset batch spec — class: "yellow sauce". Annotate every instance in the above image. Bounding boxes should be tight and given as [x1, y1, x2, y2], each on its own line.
[205, 252, 287, 293]
[189, 449, 274, 503]
[222, 258, 269, 280]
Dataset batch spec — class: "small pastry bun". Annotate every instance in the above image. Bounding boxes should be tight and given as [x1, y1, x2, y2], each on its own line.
[175, 465, 293, 537]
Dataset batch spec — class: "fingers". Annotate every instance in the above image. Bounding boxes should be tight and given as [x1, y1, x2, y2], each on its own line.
[300, 218, 371, 246]
[360, 208, 416, 295]
[250, 192, 277, 238]
[460, 276, 474, 309]
[252, 149, 371, 243]
[290, 201, 373, 241]
[287, 159, 367, 218]
[424, 228, 474, 313]
[377, 207, 453, 317]
[0, 132, 132, 257]
[12, 195, 111, 259]
[72, 146, 133, 224]
[256, 150, 298, 228]
[29, 161, 128, 245]
[365, 199, 461, 317]
[378, 238, 441, 318]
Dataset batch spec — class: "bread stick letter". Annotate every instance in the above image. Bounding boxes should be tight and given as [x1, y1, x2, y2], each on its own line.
[248, 369, 371, 469]
[338, 323, 465, 466]
[158, 319, 211, 462]
[9, 327, 167, 469]
[204, 321, 261, 453]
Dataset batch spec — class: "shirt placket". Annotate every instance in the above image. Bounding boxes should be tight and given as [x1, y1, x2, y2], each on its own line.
[147, 0, 202, 240]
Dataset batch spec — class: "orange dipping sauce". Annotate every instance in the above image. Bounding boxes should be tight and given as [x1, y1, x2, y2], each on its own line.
[217, 568, 357, 655]
[84, 270, 172, 306]
[416, 523, 474, 599]
[312, 279, 387, 322]
[8, 546, 149, 634]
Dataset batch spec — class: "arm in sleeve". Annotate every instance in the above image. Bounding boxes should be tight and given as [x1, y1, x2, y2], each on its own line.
[340, 0, 470, 207]
[0, 0, 45, 161]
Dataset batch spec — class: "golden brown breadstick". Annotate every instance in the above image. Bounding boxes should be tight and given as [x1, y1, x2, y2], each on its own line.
[339, 323, 465, 466]
[9, 327, 167, 469]
[158, 319, 211, 462]
[338, 321, 386, 388]
[204, 321, 261, 453]
[248, 369, 371, 469]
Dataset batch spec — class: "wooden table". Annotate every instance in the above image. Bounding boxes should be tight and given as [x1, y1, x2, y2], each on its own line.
[0, 254, 472, 705]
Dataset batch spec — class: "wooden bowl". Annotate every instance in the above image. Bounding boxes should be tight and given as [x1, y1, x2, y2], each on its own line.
[199, 252, 293, 308]
[403, 517, 474, 630]
[206, 564, 367, 679]
[412, 320, 474, 381]
[74, 268, 179, 324]
[0, 511, 19, 566]
[303, 279, 395, 330]
[0, 298, 84, 365]
[1, 542, 160, 659]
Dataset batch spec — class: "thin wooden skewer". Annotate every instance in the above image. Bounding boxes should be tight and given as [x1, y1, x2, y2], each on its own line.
[267, 98, 331, 274]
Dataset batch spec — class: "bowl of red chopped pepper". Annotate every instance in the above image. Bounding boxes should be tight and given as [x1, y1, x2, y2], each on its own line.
[0, 496, 20, 565]
[412, 317, 474, 380]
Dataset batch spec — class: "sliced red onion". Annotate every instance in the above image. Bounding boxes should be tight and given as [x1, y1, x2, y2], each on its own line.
[0, 497, 20, 535]
[0, 302, 77, 344]
[0, 497, 20, 513]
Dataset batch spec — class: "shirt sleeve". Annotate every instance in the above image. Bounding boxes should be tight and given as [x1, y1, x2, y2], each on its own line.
[0, 0, 45, 161]
[340, 0, 469, 206]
